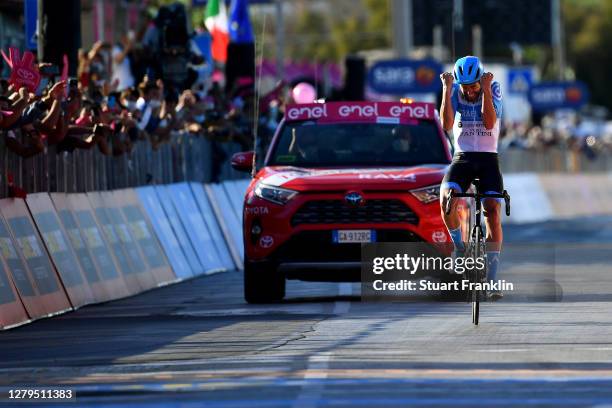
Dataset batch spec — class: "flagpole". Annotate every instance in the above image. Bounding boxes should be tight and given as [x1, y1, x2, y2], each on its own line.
[37, 0, 44, 58]
[275, 0, 284, 83]
[252, 9, 266, 178]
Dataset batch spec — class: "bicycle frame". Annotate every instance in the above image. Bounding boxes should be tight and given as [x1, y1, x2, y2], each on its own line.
[444, 179, 510, 325]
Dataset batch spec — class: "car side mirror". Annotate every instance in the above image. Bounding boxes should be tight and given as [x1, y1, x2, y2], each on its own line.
[231, 151, 254, 173]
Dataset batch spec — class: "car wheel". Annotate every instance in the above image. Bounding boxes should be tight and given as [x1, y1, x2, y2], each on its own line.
[244, 260, 285, 303]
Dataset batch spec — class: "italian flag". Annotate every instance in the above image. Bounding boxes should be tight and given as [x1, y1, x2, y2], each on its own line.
[205, 0, 229, 63]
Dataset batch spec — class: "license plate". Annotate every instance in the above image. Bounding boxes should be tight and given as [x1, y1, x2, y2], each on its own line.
[332, 230, 376, 243]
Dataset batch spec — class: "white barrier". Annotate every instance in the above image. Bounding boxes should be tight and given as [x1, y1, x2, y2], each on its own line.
[167, 183, 225, 274]
[503, 174, 554, 224]
[136, 186, 195, 280]
[206, 183, 244, 269]
[504, 173, 612, 223]
[222, 180, 245, 223]
[190, 183, 236, 271]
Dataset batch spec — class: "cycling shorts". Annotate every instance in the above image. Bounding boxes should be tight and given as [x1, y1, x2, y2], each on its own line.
[441, 152, 503, 195]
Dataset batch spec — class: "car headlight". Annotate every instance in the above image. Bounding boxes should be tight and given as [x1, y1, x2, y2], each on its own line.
[254, 183, 298, 205]
[410, 184, 440, 203]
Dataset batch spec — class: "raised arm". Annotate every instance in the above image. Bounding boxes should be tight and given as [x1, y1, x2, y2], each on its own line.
[1, 87, 30, 128]
[480, 72, 497, 130]
[113, 38, 132, 64]
[39, 81, 66, 131]
[439, 72, 455, 131]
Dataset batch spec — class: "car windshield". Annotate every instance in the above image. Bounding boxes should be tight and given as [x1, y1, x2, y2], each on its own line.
[267, 121, 449, 167]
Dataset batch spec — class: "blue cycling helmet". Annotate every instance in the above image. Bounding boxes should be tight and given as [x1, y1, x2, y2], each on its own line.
[453, 56, 484, 85]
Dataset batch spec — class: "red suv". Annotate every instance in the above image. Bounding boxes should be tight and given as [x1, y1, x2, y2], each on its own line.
[232, 101, 454, 303]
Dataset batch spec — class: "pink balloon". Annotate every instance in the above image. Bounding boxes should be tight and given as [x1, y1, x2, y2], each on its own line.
[292, 82, 316, 104]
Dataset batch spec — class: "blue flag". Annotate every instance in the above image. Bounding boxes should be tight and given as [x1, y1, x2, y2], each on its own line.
[193, 33, 213, 68]
[229, 0, 254, 43]
[24, 0, 38, 50]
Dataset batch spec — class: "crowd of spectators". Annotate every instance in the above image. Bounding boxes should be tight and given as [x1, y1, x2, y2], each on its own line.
[0, 5, 284, 183]
[500, 112, 612, 159]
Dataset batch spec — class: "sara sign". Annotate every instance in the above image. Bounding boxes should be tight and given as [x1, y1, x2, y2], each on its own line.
[367, 59, 443, 94]
[285, 102, 435, 122]
[528, 81, 589, 111]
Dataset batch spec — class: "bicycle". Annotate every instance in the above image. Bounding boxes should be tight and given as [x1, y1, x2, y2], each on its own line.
[444, 179, 510, 325]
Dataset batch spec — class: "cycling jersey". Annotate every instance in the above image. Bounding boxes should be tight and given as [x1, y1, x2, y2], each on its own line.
[450, 81, 503, 153]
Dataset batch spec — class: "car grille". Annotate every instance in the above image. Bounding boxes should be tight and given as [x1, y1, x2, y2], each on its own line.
[291, 199, 419, 226]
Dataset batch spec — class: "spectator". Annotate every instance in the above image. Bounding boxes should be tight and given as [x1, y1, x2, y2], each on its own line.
[0, 5, 284, 192]
[87, 41, 111, 87]
[111, 34, 136, 92]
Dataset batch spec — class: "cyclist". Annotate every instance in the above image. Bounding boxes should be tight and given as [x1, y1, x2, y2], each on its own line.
[439, 56, 504, 300]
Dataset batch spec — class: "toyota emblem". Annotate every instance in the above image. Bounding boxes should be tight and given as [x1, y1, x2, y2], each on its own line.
[345, 192, 364, 207]
[259, 235, 274, 248]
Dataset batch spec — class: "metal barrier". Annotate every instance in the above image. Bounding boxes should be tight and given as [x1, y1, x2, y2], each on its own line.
[3, 129, 612, 200]
[500, 147, 612, 173]
[0, 130, 247, 199]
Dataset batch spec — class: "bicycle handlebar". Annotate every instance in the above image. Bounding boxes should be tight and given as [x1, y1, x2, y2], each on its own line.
[444, 189, 511, 217]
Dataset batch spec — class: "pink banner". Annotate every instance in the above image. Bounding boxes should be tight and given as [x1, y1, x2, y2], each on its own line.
[285, 102, 435, 123]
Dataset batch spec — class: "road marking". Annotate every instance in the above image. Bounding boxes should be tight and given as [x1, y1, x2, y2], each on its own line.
[9, 367, 612, 387]
[333, 283, 352, 314]
[292, 352, 332, 408]
[8, 375, 612, 391]
[172, 307, 316, 317]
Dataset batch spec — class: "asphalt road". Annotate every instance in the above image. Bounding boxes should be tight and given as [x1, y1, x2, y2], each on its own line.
[1, 217, 612, 407]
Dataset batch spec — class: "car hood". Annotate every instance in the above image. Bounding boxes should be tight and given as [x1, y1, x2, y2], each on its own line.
[256, 165, 448, 192]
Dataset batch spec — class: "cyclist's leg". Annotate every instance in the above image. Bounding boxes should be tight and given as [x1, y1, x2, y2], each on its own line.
[440, 153, 473, 252]
[483, 198, 502, 279]
[479, 154, 504, 287]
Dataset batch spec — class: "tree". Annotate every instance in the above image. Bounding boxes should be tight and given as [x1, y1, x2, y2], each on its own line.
[286, 7, 339, 61]
[564, 0, 612, 111]
[269, 0, 391, 63]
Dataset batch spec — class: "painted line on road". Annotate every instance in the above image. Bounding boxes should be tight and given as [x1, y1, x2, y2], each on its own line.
[171, 307, 318, 317]
[293, 352, 332, 408]
[11, 375, 612, 392]
[8, 363, 612, 384]
[292, 282, 350, 408]
[333, 283, 352, 314]
[18, 396, 612, 408]
[12, 367, 612, 388]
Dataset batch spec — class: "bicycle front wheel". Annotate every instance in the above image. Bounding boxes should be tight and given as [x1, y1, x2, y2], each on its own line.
[469, 226, 486, 325]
